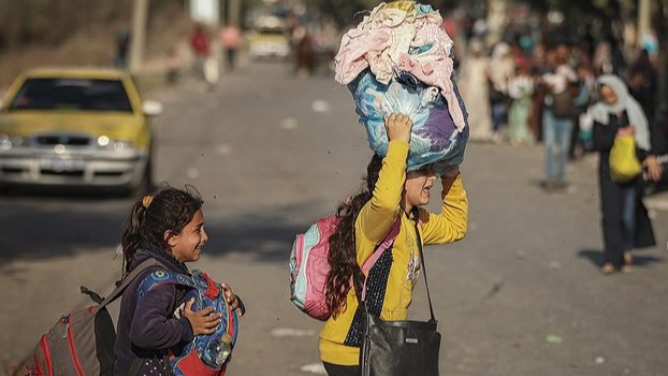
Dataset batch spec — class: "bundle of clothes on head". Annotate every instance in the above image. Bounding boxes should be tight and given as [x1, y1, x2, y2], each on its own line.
[334, 1, 469, 172]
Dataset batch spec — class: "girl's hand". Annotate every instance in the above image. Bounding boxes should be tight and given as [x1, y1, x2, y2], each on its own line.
[221, 283, 244, 316]
[384, 113, 413, 143]
[183, 298, 222, 335]
[616, 126, 635, 137]
[644, 156, 663, 182]
[442, 165, 460, 179]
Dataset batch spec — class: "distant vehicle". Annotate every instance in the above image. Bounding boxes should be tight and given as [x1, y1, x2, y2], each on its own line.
[248, 16, 290, 59]
[0, 67, 162, 194]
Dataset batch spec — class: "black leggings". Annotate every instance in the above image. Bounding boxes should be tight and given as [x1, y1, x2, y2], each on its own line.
[323, 362, 360, 376]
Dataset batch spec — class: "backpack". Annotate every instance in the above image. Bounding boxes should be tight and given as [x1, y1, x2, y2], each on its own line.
[551, 83, 580, 118]
[135, 269, 240, 376]
[288, 215, 401, 320]
[488, 78, 508, 105]
[23, 258, 164, 376]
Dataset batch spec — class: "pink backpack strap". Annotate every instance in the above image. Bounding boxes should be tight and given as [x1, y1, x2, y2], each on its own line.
[360, 214, 402, 301]
[361, 215, 402, 273]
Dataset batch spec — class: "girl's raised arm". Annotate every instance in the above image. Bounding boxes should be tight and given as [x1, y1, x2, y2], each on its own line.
[356, 113, 412, 248]
[357, 139, 409, 246]
[418, 173, 468, 245]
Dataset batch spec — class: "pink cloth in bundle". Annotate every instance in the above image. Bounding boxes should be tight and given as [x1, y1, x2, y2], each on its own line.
[333, 3, 467, 132]
[334, 28, 393, 86]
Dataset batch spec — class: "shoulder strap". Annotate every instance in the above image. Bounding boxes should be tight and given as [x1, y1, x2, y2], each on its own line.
[136, 269, 197, 301]
[357, 208, 437, 322]
[93, 258, 166, 312]
[412, 207, 437, 323]
[358, 214, 402, 302]
[361, 214, 402, 273]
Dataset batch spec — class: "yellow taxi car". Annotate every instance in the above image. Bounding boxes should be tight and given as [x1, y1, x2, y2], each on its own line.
[248, 16, 291, 60]
[0, 67, 162, 193]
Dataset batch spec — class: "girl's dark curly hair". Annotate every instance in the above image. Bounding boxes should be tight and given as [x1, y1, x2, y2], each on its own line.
[325, 154, 383, 317]
[120, 185, 203, 273]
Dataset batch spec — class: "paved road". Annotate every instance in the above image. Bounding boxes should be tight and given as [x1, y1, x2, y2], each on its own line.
[1, 62, 667, 376]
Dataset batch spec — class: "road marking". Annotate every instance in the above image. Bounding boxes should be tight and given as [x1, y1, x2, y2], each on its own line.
[545, 334, 563, 344]
[311, 100, 330, 113]
[280, 118, 298, 130]
[300, 363, 326, 374]
[270, 328, 315, 337]
[187, 168, 200, 179]
[215, 144, 232, 156]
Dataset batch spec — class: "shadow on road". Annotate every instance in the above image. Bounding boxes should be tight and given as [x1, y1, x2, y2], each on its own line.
[203, 202, 323, 263]
[0, 204, 127, 264]
[0, 185, 138, 200]
[577, 249, 665, 269]
[0, 195, 319, 267]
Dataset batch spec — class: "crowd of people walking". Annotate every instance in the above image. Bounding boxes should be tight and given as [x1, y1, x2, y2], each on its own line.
[459, 29, 665, 274]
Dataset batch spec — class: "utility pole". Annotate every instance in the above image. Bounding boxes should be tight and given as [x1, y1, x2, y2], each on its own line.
[129, 0, 150, 73]
[229, 0, 241, 27]
[220, 0, 227, 26]
[637, 0, 651, 47]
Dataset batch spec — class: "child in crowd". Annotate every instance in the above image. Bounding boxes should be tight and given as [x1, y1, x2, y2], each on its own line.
[508, 64, 535, 145]
[113, 186, 241, 376]
[165, 49, 181, 85]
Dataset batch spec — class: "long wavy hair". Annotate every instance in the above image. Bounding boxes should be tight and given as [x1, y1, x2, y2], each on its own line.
[325, 154, 383, 318]
[120, 186, 203, 273]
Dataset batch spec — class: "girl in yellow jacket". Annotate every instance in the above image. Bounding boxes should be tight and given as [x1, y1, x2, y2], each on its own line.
[320, 114, 469, 376]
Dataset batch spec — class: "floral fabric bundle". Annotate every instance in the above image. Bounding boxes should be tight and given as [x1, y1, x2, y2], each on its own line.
[335, 1, 469, 171]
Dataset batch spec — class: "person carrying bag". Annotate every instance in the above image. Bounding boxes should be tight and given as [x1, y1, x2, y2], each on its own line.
[609, 133, 642, 183]
[591, 75, 657, 274]
[358, 208, 440, 376]
[316, 113, 467, 376]
[317, 3, 469, 375]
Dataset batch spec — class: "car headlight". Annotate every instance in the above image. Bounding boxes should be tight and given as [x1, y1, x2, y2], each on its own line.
[97, 135, 136, 151]
[112, 140, 136, 151]
[0, 134, 24, 151]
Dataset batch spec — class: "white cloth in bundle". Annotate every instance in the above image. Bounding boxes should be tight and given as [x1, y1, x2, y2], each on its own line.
[334, 1, 469, 171]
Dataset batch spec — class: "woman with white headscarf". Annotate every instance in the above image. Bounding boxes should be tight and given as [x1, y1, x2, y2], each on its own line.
[488, 42, 515, 138]
[460, 38, 493, 142]
[591, 75, 657, 274]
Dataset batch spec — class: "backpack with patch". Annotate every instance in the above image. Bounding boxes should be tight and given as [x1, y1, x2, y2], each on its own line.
[23, 258, 164, 376]
[288, 215, 401, 320]
[135, 269, 240, 376]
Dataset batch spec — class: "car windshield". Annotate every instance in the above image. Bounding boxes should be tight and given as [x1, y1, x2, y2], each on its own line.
[9, 78, 133, 112]
[258, 28, 286, 36]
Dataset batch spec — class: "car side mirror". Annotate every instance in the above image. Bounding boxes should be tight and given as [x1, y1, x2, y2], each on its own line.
[143, 100, 163, 117]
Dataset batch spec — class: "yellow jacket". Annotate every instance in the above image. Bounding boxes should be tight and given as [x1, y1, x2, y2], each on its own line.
[319, 140, 469, 365]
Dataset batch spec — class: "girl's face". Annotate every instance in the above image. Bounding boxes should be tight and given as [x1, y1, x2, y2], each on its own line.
[600, 84, 618, 105]
[404, 165, 437, 209]
[167, 209, 208, 263]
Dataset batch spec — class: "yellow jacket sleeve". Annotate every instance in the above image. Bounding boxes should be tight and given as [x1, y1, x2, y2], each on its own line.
[355, 140, 409, 263]
[418, 174, 468, 245]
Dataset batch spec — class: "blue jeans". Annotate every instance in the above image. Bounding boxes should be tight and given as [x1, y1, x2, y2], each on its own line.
[543, 111, 573, 184]
[492, 103, 507, 132]
[622, 186, 637, 250]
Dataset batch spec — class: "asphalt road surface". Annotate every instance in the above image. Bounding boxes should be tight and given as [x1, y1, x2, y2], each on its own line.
[1, 62, 667, 376]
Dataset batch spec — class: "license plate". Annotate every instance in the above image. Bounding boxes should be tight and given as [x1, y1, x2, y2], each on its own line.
[40, 158, 84, 172]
